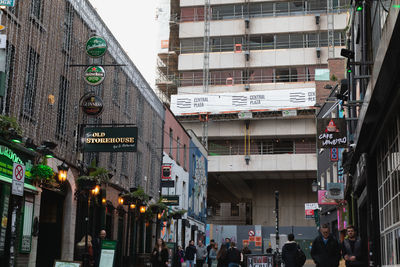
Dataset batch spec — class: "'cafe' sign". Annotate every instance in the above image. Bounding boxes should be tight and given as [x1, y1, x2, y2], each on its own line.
[317, 118, 347, 148]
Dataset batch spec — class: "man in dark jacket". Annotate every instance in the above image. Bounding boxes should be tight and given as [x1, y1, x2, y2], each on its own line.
[282, 233, 298, 267]
[226, 242, 241, 267]
[342, 226, 365, 266]
[185, 240, 196, 267]
[207, 239, 215, 267]
[92, 229, 106, 267]
[311, 224, 341, 267]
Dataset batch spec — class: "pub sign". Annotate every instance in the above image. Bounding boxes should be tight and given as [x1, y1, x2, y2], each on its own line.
[83, 127, 138, 152]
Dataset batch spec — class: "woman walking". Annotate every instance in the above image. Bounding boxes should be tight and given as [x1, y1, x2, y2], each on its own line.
[209, 243, 218, 267]
[151, 238, 169, 267]
[217, 244, 229, 267]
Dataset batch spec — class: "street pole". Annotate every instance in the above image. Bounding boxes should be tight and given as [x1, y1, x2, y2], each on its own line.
[8, 197, 19, 267]
[274, 191, 281, 267]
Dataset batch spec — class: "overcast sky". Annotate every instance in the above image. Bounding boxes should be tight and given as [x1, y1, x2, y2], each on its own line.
[89, 0, 158, 88]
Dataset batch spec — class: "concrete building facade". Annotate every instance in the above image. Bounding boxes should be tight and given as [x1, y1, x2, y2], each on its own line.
[158, 0, 350, 235]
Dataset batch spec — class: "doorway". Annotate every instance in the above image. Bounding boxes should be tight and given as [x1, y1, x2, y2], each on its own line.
[36, 189, 65, 267]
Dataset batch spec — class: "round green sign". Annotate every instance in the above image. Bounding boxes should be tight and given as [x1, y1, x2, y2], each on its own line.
[86, 36, 107, 58]
[84, 66, 106, 86]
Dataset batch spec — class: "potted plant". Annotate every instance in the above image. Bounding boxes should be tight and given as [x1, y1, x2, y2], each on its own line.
[77, 160, 111, 190]
[30, 164, 55, 185]
[0, 115, 22, 140]
[169, 209, 187, 220]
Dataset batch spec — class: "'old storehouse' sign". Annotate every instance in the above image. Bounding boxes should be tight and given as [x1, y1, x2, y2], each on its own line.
[317, 118, 347, 148]
[83, 127, 138, 152]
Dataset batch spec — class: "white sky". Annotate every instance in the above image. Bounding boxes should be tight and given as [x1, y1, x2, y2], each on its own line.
[89, 0, 158, 88]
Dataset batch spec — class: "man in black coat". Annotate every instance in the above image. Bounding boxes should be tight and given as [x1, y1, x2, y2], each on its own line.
[207, 239, 215, 267]
[92, 229, 106, 267]
[342, 226, 365, 266]
[185, 240, 196, 267]
[282, 233, 298, 267]
[311, 224, 341, 267]
[226, 242, 241, 267]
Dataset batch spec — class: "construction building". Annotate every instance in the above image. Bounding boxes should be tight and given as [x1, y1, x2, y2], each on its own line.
[157, 0, 350, 245]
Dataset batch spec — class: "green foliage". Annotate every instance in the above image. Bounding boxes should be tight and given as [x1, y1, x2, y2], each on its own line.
[78, 160, 111, 184]
[0, 115, 22, 136]
[130, 187, 150, 203]
[31, 164, 55, 182]
[330, 74, 338, 82]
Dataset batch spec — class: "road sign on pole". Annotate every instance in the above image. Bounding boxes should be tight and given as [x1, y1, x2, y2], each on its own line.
[12, 163, 25, 197]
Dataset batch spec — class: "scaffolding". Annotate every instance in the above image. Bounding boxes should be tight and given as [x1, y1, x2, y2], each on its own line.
[327, 0, 335, 58]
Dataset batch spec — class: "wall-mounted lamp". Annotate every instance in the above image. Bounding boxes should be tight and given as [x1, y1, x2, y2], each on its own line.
[312, 180, 318, 192]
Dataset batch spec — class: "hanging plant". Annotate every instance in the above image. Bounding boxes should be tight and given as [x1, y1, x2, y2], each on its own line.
[169, 209, 187, 220]
[0, 115, 22, 138]
[77, 160, 111, 190]
[30, 164, 55, 184]
[121, 187, 150, 204]
[148, 198, 167, 214]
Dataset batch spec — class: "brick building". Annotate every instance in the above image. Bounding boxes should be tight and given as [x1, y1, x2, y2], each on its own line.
[0, 0, 163, 266]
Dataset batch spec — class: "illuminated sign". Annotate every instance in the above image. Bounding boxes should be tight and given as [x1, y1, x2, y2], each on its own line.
[83, 127, 138, 152]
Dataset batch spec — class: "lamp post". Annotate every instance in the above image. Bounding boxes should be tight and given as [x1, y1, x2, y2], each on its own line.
[312, 180, 318, 193]
[57, 162, 69, 183]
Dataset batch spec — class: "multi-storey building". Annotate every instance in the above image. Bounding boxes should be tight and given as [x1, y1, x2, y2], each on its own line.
[158, 0, 349, 244]
[0, 0, 164, 266]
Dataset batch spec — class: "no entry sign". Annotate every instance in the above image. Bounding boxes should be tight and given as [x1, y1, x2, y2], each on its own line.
[12, 163, 25, 196]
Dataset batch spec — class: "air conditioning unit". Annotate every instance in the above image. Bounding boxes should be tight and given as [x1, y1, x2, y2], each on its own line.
[316, 47, 321, 58]
[315, 14, 320, 25]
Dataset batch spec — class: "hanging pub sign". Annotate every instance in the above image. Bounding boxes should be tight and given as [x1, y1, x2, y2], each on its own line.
[86, 36, 107, 58]
[318, 190, 337, 205]
[83, 126, 138, 152]
[80, 93, 104, 116]
[161, 165, 171, 180]
[84, 66, 106, 86]
[161, 195, 179, 206]
[326, 182, 344, 200]
[317, 118, 347, 148]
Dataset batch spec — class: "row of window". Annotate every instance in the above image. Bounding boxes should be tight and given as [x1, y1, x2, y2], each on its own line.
[180, 31, 346, 53]
[179, 65, 325, 86]
[169, 128, 187, 169]
[181, 0, 350, 22]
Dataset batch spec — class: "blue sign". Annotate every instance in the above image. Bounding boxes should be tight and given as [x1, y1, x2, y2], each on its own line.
[330, 148, 339, 162]
[0, 0, 15, 7]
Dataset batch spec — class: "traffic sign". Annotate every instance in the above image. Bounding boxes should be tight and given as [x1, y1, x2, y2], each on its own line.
[248, 230, 255, 237]
[12, 163, 25, 196]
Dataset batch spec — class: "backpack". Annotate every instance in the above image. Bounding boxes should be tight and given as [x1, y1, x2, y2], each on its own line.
[295, 245, 306, 267]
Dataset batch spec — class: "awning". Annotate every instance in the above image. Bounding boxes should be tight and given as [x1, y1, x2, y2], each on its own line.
[0, 175, 38, 193]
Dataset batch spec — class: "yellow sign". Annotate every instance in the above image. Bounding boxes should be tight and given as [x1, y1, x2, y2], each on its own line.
[0, 25, 5, 31]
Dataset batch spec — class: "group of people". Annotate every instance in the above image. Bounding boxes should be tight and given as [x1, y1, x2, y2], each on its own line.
[75, 229, 107, 267]
[176, 238, 250, 267]
[281, 224, 364, 267]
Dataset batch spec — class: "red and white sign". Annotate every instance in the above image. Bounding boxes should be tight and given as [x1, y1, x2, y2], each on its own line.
[305, 203, 319, 219]
[161, 165, 171, 180]
[248, 230, 255, 237]
[318, 190, 337, 205]
[12, 163, 25, 196]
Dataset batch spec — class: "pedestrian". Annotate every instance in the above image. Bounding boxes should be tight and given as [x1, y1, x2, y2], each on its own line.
[176, 245, 185, 267]
[311, 224, 341, 267]
[185, 240, 197, 267]
[266, 247, 273, 254]
[226, 241, 241, 267]
[342, 226, 365, 266]
[92, 229, 106, 267]
[282, 233, 305, 267]
[224, 238, 231, 249]
[151, 238, 169, 267]
[241, 247, 251, 267]
[207, 239, 216, 267]
[197, 240, 208, 267]
[76, 235, 94, 266]
[209, 243, 218, 267]
[217, 244, 228, 267]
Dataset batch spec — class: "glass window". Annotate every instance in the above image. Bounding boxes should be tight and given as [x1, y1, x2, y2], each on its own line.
[290, 33, 304, 48]
[177, 137, 180, 163]
[262, 35, 274, 49]
[275, 2, 289, 16]
[211, 37, 221, 52]
[276, 34, 289, 49]
[249, 36, 262, 50]
[275, 68, 290, 82]
[249, 3, 262, 17]
[307, 0, 327, 13]
[169, 129, 173, 156]
[234, 4, 243, 17]
[181, 39, 193, 53]
[56, 76, 69, 138]
[221, 37, 234, 51]
[193, 38, 204, 53]
[23, 47, 40, 116]
[320, 32, 328, 47]
[289, 1, 305, 14]
[307, 33, 318, 47]
[261, 2, 274, 16]
[212, 5, 235, 20]
[31, 0, 43, 21]
[290, 68, 298, 82]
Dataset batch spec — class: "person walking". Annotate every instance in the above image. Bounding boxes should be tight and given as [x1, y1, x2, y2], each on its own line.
[151, 238, 169, 267]
[185, 240, 197, 267]
[207, 239, 216, 267]
[196, 240, 208, 267]
[209, 243, 218, 267]
[342, 226, 366, 266]
[241, 247, 251, 267]
[311, 224, 341, 267]
[176, 245, 185, 267]
[226, 242, 241, 267]
[217, 244, 229, 267]
[282, 233, 304, 267]
[92, 229, 106, 267]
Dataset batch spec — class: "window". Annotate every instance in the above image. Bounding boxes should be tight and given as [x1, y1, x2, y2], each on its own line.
[56, 76, 69, 138]
[8, 1, 19, 17]
[275, 2, 289, 15]
[289, 1, 305, 14]
[261, 3, 274, 16]
[289, 33, 304, 48]
[275, 68, 290, 82]
[262, 35, 275, 50]
[249, 36, 262, 50]
[276, 34, 289, 49]
[169, 128, 173, 156]
[231, 204, 239, 216]
[221, 37, 234, 51]
[183, 144, 187, 169]
[30, 0, 43, 21]
[112, 67, 120, 103]
[177, 137, 181, 163]
[212, 5, 235, 20]
[4, 43, 15, 115]
[249, 3, 262, 17]
[63, 2, 74, 52]
[23, 47, 40, 117]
